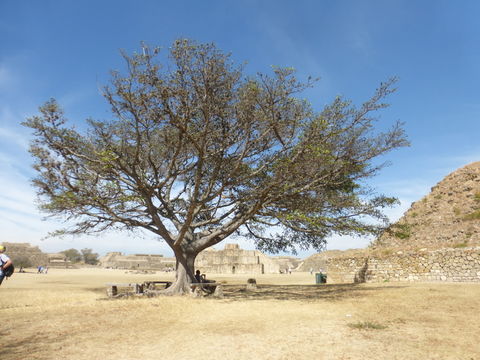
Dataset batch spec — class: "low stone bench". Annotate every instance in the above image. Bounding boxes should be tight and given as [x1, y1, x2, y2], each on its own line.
[106, 281, 173, 297]
[143, 281, 172, 290]
[106, 283, 143, 297]
[106, 281, 223, 297]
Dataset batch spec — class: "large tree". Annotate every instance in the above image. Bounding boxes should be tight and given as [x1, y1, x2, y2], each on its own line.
[24, 39, 408, 294]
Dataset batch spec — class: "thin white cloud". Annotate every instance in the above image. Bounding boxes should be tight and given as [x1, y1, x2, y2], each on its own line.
[0, 57, 25, 96]
[0, 101, 38, 154]
[0, 64, 13, 90]
[349, 28, 373, 60]
[0, 127, 29, 149]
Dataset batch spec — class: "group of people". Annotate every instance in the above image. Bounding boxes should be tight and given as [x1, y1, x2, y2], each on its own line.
[0, 245, 12, 286]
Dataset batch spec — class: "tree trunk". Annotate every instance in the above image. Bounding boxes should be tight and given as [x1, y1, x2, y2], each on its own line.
[163, 251, 197, 295]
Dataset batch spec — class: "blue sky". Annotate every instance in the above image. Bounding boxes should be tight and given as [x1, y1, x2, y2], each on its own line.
[0, 0, 479, 258]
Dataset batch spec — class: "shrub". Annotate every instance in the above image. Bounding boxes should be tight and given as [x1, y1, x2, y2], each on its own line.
[393, 223, 411, 239]
[12, 255, 32, 268]
[474, 192, 480, 202]
[348, 321, 387, 330]
[379, 249, 393, 257]
[61, 249, 82, 263]
[464, 210, 480, 221]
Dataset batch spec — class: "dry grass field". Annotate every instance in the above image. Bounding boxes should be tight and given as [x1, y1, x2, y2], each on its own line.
[1, 268, 479, 360]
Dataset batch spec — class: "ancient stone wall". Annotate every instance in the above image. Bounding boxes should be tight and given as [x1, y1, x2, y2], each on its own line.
[195, 244, 280, 274]
[327, 247, 480, 283]
[326, 162, 480, 284]
[99, 244, 286, 274]
[326, 251, 370, 283]
[46, 253, 71, 268]
[99, 252, 175, 270]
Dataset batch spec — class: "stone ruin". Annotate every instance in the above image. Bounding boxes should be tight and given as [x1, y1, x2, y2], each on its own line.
[1, 242, 49, 268]
[1, 242, 72, 268]
[195, 244, 280, 274]
[326, 247, 480, 283]
[99, 244, 301, 275]
[99, 252, 175, 271]
[297, 252, 328, 273]
[271, 255, 303, 273]
[2, 240, 299, 275]
[326, 161, 480, 284]
[372, 161, 480, 250]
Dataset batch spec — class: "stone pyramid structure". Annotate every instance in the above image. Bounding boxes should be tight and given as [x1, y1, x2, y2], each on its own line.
[372, 161, 480, 250]
[1, 242, 49, 267]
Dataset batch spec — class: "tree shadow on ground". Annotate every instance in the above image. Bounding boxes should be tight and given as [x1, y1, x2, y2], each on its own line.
[220, 284, 407, 302]
[1, 330, 51, 360]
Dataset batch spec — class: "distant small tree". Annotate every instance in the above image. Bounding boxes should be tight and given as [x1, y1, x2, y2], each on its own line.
[12, 255, 32, 269]
[81, 248, 99, 265]
[61, 248, 82, 263]
[24, 39, 408, 294]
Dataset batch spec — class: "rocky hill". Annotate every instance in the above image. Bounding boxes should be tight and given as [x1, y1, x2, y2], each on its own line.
[371, 161, 480, 250]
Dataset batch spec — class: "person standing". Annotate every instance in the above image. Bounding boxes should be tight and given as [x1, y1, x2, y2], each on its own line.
[0, 245, 13, 286]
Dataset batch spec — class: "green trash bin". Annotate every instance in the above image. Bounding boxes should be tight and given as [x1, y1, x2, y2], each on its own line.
[315, 272, 327, 284]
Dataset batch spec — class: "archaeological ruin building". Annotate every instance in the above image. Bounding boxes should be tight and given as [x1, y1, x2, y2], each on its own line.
[99, 244, 301, 274]
[1, 241, 300, 275]
[195, 244, 279, 274]
[0, 242, 70, 268]
[99, 252, 175, 270]
[325, 161, 480, 283]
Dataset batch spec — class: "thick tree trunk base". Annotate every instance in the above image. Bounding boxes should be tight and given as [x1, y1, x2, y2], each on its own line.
[161, 279, 192, 295]
[159, 251, 197, 295]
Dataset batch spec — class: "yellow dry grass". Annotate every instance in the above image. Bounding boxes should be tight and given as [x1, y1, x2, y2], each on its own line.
[1, 268, 479, 360]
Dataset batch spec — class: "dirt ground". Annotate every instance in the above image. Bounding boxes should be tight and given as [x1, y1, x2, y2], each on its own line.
[1, 268, 479, 360]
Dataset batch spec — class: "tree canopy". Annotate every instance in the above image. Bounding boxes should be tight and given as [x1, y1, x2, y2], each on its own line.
[61, 248, 83, 263]
[24, 39, 408, 293]
[81, 248, 99, 265]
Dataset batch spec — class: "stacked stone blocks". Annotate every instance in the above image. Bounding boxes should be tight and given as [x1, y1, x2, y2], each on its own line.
[327, 247, 480, 283]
